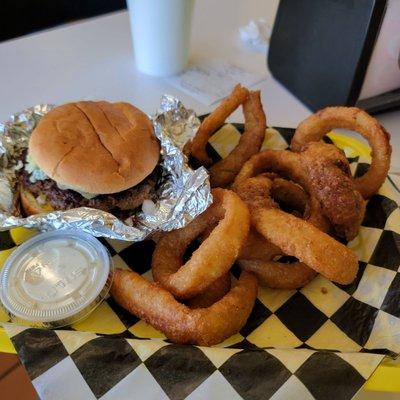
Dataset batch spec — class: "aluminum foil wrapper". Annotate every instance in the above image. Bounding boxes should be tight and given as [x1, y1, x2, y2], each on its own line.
[0, 97, 212, 241]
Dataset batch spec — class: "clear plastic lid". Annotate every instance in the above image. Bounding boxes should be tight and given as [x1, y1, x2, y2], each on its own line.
[0, 230, 113, 328]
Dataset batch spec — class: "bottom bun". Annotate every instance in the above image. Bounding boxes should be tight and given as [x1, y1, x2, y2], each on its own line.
[20, 186, 54, 216]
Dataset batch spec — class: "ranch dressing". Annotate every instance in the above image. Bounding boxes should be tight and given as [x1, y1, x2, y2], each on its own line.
[0, 230, 113, 328]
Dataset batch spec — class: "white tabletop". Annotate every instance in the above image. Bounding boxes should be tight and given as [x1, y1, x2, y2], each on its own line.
[0, 1, 398, 170]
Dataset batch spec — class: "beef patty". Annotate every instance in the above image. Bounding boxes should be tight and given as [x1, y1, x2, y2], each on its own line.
[19, 168, 159, 217]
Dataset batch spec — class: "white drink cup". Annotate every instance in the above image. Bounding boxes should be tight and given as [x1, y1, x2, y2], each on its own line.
[127, 0, 195, 77]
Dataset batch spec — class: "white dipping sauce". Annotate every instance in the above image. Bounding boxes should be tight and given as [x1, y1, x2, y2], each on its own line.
[0, 230, 112, 327]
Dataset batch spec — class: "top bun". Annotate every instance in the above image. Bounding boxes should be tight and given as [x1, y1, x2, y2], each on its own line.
[29, 101, 160, 194]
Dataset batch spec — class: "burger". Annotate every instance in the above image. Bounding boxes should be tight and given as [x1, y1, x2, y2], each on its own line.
[18, 101, 160, 218]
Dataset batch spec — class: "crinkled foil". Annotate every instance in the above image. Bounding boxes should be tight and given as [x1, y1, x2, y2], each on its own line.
[0, 97, 212, 241]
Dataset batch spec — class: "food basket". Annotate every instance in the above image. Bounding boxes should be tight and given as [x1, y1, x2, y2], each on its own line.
[1, 124, 400, 399]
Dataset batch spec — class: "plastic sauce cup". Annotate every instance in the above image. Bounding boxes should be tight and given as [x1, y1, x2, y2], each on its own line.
[0, 230, 113, 328]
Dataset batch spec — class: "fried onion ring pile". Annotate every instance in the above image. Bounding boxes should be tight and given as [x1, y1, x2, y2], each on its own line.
[110, 89, 391, 346]
[291, 106, 391, 199]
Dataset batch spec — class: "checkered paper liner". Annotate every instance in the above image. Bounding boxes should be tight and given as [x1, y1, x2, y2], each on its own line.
[1, 124, 400, 400]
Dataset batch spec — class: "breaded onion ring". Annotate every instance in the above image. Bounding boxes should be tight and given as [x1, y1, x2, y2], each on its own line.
[204, 177, 314, 265]
[209, 90, 266, 188]
[236, 176, 359, 284]
[234, 147, 365, 240]
[233, 149, 303, 188]
[271, 177, 309, 217]
[239, 177, 311, 261]
[239, 259, 317, 289]
[202, 177, 304, 263]
[238, 176, 318, 289]
[186, 273, 231, 309]
[300, 142, 366, 240]
[239, 229, 281, 261]
[152, 188, 250, 299]
[189, 84, 249, 165]
[233, 149, 330, 232]
[111, 268, 257, 346]
[291, 106, 391, 198]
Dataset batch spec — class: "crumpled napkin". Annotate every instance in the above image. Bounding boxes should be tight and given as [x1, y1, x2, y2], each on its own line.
[239, 19, 271, 53]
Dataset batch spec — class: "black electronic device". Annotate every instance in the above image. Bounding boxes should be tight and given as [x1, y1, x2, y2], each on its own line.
[268, 0, 400, 114]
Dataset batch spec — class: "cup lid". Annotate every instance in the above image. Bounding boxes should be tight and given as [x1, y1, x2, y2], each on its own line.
[0, 230, 113, 328]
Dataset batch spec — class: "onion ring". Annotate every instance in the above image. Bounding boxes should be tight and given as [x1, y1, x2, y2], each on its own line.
[186, 273, 231, 309]
[239, 229, 281, 261]
[233, 146, 365, 240]
[291, 106, 391, 199]
[239, 259, 317, 289]
[111, 268, 257, 346]
[152, 188, 250, 299]
[239, 177, 311, 261]
[209, 90, 266, 188]
[233, 149, 304, 191]
[233, 149, 330, 232]
[197, 220, 282, 261]
[271, 177, 309, 218]
[202, 176, 308, 262]
[238, 175, 318, 289]
[300, 142, 366, 240]
[202, 177, 312, 263]
[188, 84, 249, 166]
[236, 176, 359, 284]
